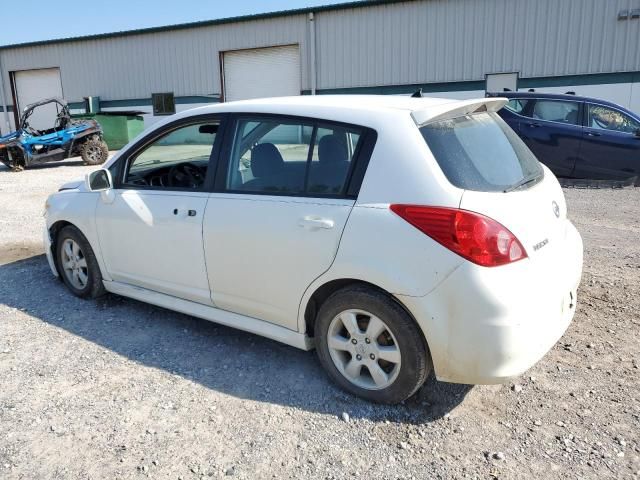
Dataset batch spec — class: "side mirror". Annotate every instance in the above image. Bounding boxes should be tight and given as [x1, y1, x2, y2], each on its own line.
[86, 168, 112, 191]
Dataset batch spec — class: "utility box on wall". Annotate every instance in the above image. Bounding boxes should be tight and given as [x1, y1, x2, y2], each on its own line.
[84, 96, 100, 114]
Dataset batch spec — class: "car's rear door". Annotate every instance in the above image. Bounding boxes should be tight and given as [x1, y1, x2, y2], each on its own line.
[519, 98, 583, 177]
[574, 102, 640, 180]
[202, 114, 375, 331]
[95, 116, 222, 305]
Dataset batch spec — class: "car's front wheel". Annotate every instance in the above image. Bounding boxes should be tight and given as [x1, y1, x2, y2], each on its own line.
[315, 285, 431, 404]
[55, 225, 106, 299]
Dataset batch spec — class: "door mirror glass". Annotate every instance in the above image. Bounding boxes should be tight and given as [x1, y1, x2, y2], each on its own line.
[86, 169, 112, 191]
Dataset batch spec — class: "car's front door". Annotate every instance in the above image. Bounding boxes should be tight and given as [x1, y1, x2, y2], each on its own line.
[574, 103, 640, 180]
[95, 118, 222, 305]
[203, 115, 373, 330]
[519, 99, 583, 177]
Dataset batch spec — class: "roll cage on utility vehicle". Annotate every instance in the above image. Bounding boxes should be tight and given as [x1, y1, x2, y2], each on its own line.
[0, 98, 109, 171]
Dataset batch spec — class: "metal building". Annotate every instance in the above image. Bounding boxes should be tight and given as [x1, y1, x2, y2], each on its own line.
[1, 0, 639, 134]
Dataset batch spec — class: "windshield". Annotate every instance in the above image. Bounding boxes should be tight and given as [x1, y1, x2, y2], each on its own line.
[420, 112, 543, 192]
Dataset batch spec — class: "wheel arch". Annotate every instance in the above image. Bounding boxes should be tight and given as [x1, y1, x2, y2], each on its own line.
[302, 278, 430, 355]
[48, 220, 75, 276]
[48, 219, 110, 282]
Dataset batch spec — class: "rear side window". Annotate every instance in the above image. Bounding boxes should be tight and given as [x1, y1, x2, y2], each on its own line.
[532, 100, 580, 125]
[308, 127, 361, 194]
[420, 112, 543, 192]
[226, 117, 363, 196]
[504, 98, 529, 114]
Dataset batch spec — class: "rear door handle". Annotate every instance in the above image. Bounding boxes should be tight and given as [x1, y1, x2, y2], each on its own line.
[527, 122, 542, 128]
[298, 216, 335, 230]
[585, 131, 601, 137]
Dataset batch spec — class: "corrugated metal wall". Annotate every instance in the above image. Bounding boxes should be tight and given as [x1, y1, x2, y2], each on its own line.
[0, 15, 308, 102]
[314, 0, 640, 89]
[1, 0, 639, 102]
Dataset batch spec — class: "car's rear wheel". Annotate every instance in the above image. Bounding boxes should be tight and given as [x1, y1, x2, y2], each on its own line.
[315, 285, 431, 404]
[56, 225, 106, 299]
[80, 137, 109, 165]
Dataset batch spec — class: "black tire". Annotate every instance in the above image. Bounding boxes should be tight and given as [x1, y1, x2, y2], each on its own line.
[80, 137, 109, 165]
[315, 285, 431, 404]
[55, 225, 106, 299]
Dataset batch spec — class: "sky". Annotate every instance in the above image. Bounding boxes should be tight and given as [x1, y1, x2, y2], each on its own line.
[0, 0, 354, 46]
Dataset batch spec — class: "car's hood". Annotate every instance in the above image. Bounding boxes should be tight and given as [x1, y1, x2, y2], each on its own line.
[58, 178, 87, 192]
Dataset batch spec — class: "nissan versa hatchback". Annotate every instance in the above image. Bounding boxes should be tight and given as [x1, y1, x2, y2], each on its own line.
[43, 96, 583, 404]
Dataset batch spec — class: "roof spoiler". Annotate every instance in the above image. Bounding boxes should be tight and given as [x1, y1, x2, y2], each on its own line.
[411, 97, 508, 127]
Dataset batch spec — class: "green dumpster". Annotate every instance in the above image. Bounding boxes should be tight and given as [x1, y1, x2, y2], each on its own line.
[72, 111, 145, 150]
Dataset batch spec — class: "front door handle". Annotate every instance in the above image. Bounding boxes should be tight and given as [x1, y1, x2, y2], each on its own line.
[585, 131, 602, 137]
[527, 122, 542, 128]
[298, 216, 335, 230]
[172, 208, 197, 217]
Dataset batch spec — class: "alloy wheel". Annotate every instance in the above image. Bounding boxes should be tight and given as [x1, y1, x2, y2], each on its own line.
[61, 238, 88, 290]
[327, 309, 401, 390]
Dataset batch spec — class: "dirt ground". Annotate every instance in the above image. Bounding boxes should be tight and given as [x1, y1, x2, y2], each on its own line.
[0, 159, 638, 479]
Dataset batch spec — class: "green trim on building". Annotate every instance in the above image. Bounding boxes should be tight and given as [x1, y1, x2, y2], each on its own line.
[303, 79, 487, 96]
[302, 71, 640, 96]
[0, 0, 412, 50]
[519, 71, 640, 88]
[67, 95, 220, 111]
[0, 105, 13, 113]
[7, 71, 639, 115]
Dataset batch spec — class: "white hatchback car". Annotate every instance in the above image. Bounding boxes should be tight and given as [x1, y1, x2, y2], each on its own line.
[44, 95, 583, 404]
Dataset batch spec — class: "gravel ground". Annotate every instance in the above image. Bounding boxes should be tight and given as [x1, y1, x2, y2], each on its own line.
[0, 159, 639, 479]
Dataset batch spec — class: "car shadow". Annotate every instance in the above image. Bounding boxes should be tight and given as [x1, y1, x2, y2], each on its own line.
[0, 159, 86, 172]
[0, 254, 472, 424]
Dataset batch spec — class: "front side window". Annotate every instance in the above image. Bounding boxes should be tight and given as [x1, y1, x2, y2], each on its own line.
[420, 112, 543, 192]
[226, 117, 362, 196]
[532, 100, 580, 125]
[124, 122, 219, 189]
[588, 104, 640, 134]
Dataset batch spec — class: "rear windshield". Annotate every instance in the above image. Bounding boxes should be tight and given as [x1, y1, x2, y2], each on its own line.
[420, 112, 543, 192]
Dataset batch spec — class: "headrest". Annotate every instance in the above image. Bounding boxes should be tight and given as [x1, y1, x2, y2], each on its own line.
[318, 134, 348, 164]
[251, 143, 284, 178]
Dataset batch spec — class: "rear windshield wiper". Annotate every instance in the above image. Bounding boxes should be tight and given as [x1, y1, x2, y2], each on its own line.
[503, 174, 541, 193]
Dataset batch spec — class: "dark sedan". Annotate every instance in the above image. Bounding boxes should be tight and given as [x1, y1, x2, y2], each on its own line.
[487, 92, 640, 184]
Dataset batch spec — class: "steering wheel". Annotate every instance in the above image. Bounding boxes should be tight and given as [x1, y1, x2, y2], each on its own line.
[168, 162, 206, 189]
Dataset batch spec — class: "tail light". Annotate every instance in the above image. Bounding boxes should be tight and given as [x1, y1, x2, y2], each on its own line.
[389, 205, 527, 267]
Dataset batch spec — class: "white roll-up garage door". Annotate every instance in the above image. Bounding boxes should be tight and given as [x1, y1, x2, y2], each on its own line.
[13, 68, 64, 131]
[223, 45, 301, 102]
[485, 73, 519, 93]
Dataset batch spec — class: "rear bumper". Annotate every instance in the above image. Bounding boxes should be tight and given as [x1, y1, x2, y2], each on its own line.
[399, 221, 583, 385]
